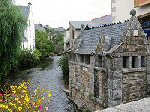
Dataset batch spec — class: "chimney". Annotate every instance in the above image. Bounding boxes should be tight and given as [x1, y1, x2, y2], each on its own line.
[28, 2, 32, 9]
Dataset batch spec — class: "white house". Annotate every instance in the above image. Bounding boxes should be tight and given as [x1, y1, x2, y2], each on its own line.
[20, 3, 35, 51]
[111, 0, 150, 22]
[64, 29, 69, 50]
[111, 0, 150, 38]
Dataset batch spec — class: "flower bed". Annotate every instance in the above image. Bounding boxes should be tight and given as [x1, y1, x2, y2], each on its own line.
[0, 82, 52, 112]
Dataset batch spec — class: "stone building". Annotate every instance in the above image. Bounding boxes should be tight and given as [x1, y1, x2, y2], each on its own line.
[69, 11, 150, 111]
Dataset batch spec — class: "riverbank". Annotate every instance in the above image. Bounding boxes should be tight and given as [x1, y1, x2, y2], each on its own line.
[2, 56, 75, 112]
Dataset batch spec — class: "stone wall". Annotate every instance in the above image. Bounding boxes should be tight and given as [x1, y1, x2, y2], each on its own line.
[96, 98, 150, 112]
[69, 54, 106, 111]
[122, 71, 146, 103]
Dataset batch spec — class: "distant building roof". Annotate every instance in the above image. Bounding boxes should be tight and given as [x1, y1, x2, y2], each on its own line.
[91, 15, 112, 26]
[54, 27, 66, 33]
[35, 24, 46, 32]
[69, 21, 95, 29]
[19, 6, 30, 18]
[70, 15, 112, 30]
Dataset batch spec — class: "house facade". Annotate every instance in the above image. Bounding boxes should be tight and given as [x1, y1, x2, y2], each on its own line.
[64, 29, 69, 50]
[20, 3, 35, 51]
[69, 11, 150, 111]
[111, 0, 150, 22]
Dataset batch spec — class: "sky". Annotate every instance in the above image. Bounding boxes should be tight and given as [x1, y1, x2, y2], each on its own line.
[15, 0, 111, 28]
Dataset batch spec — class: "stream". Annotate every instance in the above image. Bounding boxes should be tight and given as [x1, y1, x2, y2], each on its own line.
[4, 56, 75, 112]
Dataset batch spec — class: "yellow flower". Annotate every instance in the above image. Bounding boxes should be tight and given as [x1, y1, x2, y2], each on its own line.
[18, 86, 21, 89]
[25, 97, 30, 102]
[1, 104, 8, 109]
[18, 107, 22, 111]
[48, 92, 52, 97]
[10, 86, 15, 90]
[22, 90, 27, 93]
[15, 98, 19, 101]
[8, 109, 12, 112]
[18, 101, 21, 104]
[12, 90, 16, 93]
[7, 109, 12, 112]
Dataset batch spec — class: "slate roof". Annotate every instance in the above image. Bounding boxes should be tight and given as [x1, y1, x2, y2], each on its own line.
[74, 21, 129, 54]
[54, 27, 66, 33]
[35, 24, 46, 32]
[19, 6, 30, 18]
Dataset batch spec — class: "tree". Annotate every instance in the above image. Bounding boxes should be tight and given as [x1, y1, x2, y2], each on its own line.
[0, 0, 27, 83]
[35, 31, 55, 59]
[46, 28, 64, 54]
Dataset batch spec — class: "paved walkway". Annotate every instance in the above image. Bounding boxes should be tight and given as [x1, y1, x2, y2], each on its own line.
[96, 98, 150, 112]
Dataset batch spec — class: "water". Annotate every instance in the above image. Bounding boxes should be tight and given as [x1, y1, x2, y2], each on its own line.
[4, 56, 75, 112]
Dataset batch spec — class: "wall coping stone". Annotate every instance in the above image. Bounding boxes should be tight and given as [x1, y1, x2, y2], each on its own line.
[95, 97, 150, 112]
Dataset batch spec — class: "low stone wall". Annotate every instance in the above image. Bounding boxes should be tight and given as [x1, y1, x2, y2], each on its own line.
[96, 97, 150, 112]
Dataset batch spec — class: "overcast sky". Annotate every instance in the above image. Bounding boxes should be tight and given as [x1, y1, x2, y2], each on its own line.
[15, 0, 111, 28]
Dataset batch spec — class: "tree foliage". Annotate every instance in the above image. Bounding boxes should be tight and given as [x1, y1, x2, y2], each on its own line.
[0, 0, 27, 82]
[48, 29, 64, 54]
[35, 31, 55, 59]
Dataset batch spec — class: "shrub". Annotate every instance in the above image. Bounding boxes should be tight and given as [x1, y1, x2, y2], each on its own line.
[0, 82, 52, 111]
[18, 49, 41, 70]
[59, 55, 69, 84]
[33, 49, 42, 61]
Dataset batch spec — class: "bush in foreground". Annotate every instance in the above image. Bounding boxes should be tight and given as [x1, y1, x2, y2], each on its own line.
[0, 82, 52, 112]
[18, 49, 42, 70]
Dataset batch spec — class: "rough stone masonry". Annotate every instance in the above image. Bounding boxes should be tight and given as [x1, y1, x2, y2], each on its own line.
[69, 10, 150, 111]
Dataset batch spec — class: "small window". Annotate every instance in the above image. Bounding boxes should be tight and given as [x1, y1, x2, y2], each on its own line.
[85, 55, 90, 64]
[112, 7, 116, 12]
[112, 0, 116, 3]
[80, 55, 84, 63]
[112, 16, 116, 21]
[132, 56, 138, 68]
[94, 69, 99, 98]
[72, 30, 74, 39]
[123, 56, 129, 68]
[141, 56, 146, 67]
[98, 55, 102, 67]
